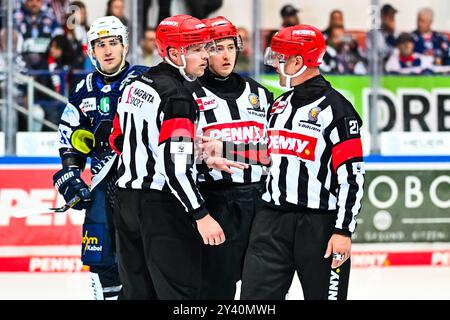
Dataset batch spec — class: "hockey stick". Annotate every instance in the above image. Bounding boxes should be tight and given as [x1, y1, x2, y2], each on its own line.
[11, 196, 81, 218]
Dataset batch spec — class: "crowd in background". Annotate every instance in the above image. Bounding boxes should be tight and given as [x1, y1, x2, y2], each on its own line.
[1, 0, 450, 131]
[269, 4, 450, 75]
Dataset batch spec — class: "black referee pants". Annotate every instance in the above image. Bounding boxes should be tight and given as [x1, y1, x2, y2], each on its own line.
[199, 182, 265, 300]
[114, 188, 203, 300]
[241, 205, 350, 300]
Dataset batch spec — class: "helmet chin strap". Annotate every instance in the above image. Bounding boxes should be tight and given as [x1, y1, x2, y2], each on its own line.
[164, 53, 197, 82]
[279, 63, 307, 89]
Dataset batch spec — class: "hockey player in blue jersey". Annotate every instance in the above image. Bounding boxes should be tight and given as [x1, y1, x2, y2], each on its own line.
[52, 16, 148, 300]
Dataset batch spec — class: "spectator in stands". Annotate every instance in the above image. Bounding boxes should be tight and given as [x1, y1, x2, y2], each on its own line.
[336, 33, 367, 75]
[14, 0, 63, 70]
[280, 4, 300, 28]
[142, 0, 172, 31]
[65, 1, 89, 70]
[380, 4, 397, 49]
[185, 0, 223, 19]
[235, 27, 252, 74]
[137, 27, 162, 67]
[37, 34, 75, 129]
[322, 10, 344, 41]
[385, 32, 434, 75]
[320, 26, 366, 75]
[43, 0, 69, 26]
[365, 4, 398, 72]
[45, 35, 75, 93]
[106, 0, 128, 28]
[320, 26, 341, 74]
[0, 28, 43, 131]
[411, 8, 450, 66]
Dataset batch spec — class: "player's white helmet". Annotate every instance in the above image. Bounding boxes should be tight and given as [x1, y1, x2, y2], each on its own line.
[87, 16, 129, 77]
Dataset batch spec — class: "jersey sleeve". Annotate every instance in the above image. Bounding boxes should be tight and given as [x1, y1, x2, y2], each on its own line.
[109, 112, 123, 155]
[156, 95, 208, 220]
[57, 98, 90, 168]
[328, 110, 365, 237]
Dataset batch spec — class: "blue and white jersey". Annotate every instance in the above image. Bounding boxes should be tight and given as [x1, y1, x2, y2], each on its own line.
[58, 64, 149, 189]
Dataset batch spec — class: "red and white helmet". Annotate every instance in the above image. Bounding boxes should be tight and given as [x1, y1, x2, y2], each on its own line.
[156, 15, 212, 80]
[202, 16, 243, 51]
[264, 24, 326, 88]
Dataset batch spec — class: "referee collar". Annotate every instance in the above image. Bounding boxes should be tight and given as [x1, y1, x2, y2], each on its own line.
[199, 68, 246, 99]
[292, 74, 332, 106]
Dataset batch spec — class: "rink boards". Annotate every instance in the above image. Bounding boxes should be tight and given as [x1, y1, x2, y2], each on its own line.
[0, 156, 449, 272]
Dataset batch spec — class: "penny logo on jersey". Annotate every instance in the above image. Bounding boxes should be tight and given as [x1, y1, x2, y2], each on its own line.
[202, 120, 265, 143]
[267, 129, 317, 161]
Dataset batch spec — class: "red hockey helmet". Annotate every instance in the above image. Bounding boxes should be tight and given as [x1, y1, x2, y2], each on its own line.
[202, 16, 237, 40]
[156, 14, 211, 58]
[269, 24, 326, 67]
[202, 16, 243, 52]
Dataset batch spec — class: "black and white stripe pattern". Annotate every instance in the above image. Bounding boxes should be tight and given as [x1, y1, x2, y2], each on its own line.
[262, 88, 364, 235]
[116, 81, 166, 190]
[191, 79, 272, 185]
[115, 65, 206, 216]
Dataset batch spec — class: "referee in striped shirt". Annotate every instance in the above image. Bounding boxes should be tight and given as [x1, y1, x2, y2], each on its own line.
[109, 15, 244, 299]
[204, 24, 365, 300]
[186, 16, 273, 299]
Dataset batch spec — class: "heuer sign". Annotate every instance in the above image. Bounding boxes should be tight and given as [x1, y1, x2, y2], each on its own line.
[353, 163, 450, 243]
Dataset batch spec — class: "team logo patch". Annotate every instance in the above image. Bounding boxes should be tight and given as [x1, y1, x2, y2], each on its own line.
[101, 85, 111, 93]
[99, 97, 110, 114]
[97, 29, 110, 37]
[352, 162, 365, 174]
[170, 142, 193, 154]
[248, 93, 260, 109]
[196, 97, 218, 111]
[81, 224, 104, 263]
[308, 107, 321, 122]
[270, 101, 287, 114]
[81, 98, 97, 114]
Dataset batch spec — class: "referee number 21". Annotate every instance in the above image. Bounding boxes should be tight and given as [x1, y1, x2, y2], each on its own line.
[349, 120, 359, 135]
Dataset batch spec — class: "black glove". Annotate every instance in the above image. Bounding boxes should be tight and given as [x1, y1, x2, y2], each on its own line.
[52, 167, 91, 210]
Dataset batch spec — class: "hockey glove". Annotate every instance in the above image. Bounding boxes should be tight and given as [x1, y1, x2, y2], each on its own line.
[53, 167, 91, 210]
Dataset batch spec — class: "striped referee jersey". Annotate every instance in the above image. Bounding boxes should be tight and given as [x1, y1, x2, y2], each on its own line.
[110, 63, 208, 219]
[226, 75, 364, 236]
[187, 72, 273, 185]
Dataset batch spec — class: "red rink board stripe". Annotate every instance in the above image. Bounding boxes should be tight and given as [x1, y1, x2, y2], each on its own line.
[1, 251, 449, 272]
[0, 256, 88, 272]
[351, 250, 450, 267]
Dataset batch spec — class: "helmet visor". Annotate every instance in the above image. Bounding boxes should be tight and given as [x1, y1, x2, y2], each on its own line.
[263, 47, 288, 67]
[185, 40, 216, 57]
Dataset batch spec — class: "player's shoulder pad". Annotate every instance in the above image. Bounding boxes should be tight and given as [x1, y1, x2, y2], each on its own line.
[68, 72, 95, 105]
[128, 64, 151, 75]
